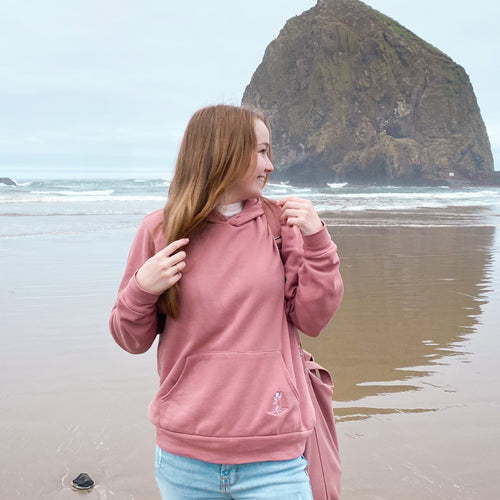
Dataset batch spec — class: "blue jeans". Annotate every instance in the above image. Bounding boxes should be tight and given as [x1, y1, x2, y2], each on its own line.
[155, 446, 313, 499]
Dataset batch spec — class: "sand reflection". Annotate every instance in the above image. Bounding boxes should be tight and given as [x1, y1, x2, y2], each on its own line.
[301, 223, 495, 421]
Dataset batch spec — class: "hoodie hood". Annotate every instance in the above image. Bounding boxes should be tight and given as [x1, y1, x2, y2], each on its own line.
[206, 198, 264, 226]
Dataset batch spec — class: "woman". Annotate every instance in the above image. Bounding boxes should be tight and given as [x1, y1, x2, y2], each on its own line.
[110, 104, 343, 499]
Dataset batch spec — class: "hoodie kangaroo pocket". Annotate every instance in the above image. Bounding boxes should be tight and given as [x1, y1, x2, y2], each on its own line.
[158, 351, 302, 438]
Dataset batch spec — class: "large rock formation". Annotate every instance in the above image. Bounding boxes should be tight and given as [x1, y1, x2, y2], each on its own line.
[242, 0, 494, 185]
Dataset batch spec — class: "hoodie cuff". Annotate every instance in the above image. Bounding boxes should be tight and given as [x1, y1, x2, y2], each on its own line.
[302, 222, 336, 255]
[121, 273, 161, 311]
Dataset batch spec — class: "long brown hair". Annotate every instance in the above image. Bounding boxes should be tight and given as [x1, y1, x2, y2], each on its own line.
[158, 104, 272, 318]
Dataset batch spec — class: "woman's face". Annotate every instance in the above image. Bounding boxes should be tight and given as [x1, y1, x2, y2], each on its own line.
[222, 119, 274, 204]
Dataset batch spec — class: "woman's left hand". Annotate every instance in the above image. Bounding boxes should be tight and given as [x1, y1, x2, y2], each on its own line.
[277, 196, 323, 236]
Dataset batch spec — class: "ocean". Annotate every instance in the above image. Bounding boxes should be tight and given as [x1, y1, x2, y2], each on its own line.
[2, 178, 500, 239]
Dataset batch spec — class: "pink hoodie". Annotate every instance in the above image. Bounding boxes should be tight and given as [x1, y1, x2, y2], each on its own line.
[110, 198, 343, 464]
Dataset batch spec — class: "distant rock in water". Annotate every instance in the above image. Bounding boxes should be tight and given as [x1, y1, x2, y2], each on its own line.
[242, 0, 494, 186]
[0, 177, 17, 186]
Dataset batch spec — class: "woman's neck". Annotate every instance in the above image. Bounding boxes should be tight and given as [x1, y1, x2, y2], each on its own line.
[217, 201, 244, 217]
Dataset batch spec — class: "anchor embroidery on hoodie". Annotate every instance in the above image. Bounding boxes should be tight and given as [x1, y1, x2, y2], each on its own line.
[267, 391, 288, 416]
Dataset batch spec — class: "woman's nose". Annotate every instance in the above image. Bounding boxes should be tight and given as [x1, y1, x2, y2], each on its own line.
[265, 157, 274, 172]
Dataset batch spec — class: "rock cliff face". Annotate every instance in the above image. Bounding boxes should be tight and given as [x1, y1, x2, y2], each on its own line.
[242, 0, 494, 185]
[0, 177, 16, 186]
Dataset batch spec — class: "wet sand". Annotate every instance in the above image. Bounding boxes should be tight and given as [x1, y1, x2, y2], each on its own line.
[307, 218, 500, 499]
[1, 209, 499, 499]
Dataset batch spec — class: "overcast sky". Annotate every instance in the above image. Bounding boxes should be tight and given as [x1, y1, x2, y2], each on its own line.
[1, 0, 498, 179]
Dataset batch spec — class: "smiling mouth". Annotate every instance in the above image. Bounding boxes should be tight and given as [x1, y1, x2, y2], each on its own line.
[257, 176, 266, 185]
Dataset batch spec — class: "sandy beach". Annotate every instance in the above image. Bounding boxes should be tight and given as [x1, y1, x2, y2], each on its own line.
[1, 206, 499, 499]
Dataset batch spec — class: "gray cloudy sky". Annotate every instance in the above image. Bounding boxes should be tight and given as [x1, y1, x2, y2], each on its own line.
[1, 0, 498, 178]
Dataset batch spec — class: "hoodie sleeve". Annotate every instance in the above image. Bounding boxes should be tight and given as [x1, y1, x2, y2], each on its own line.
[281, 222, 343, 337]
[109, 214, 164, 354]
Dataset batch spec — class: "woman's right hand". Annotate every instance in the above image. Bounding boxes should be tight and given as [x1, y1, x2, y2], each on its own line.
[135, 238, 189, 294]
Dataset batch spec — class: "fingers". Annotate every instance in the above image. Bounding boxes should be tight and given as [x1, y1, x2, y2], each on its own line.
[277, 196, 314, 221]
[277, 197, 322, 236]
[168, 257, 186, 277]
[166, 248, 187, 270]
[166, 262, 184, 288]
[163, 238, 189, 277]
[277, 197, 313, 215]
[136, 238, 189, 294]
[158, 238, 190, 257]
[277, 195, 307, 206]
[157, 238, 189, 280]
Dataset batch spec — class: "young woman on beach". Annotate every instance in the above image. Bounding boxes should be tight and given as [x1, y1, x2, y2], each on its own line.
[109, 104, 343, 499]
